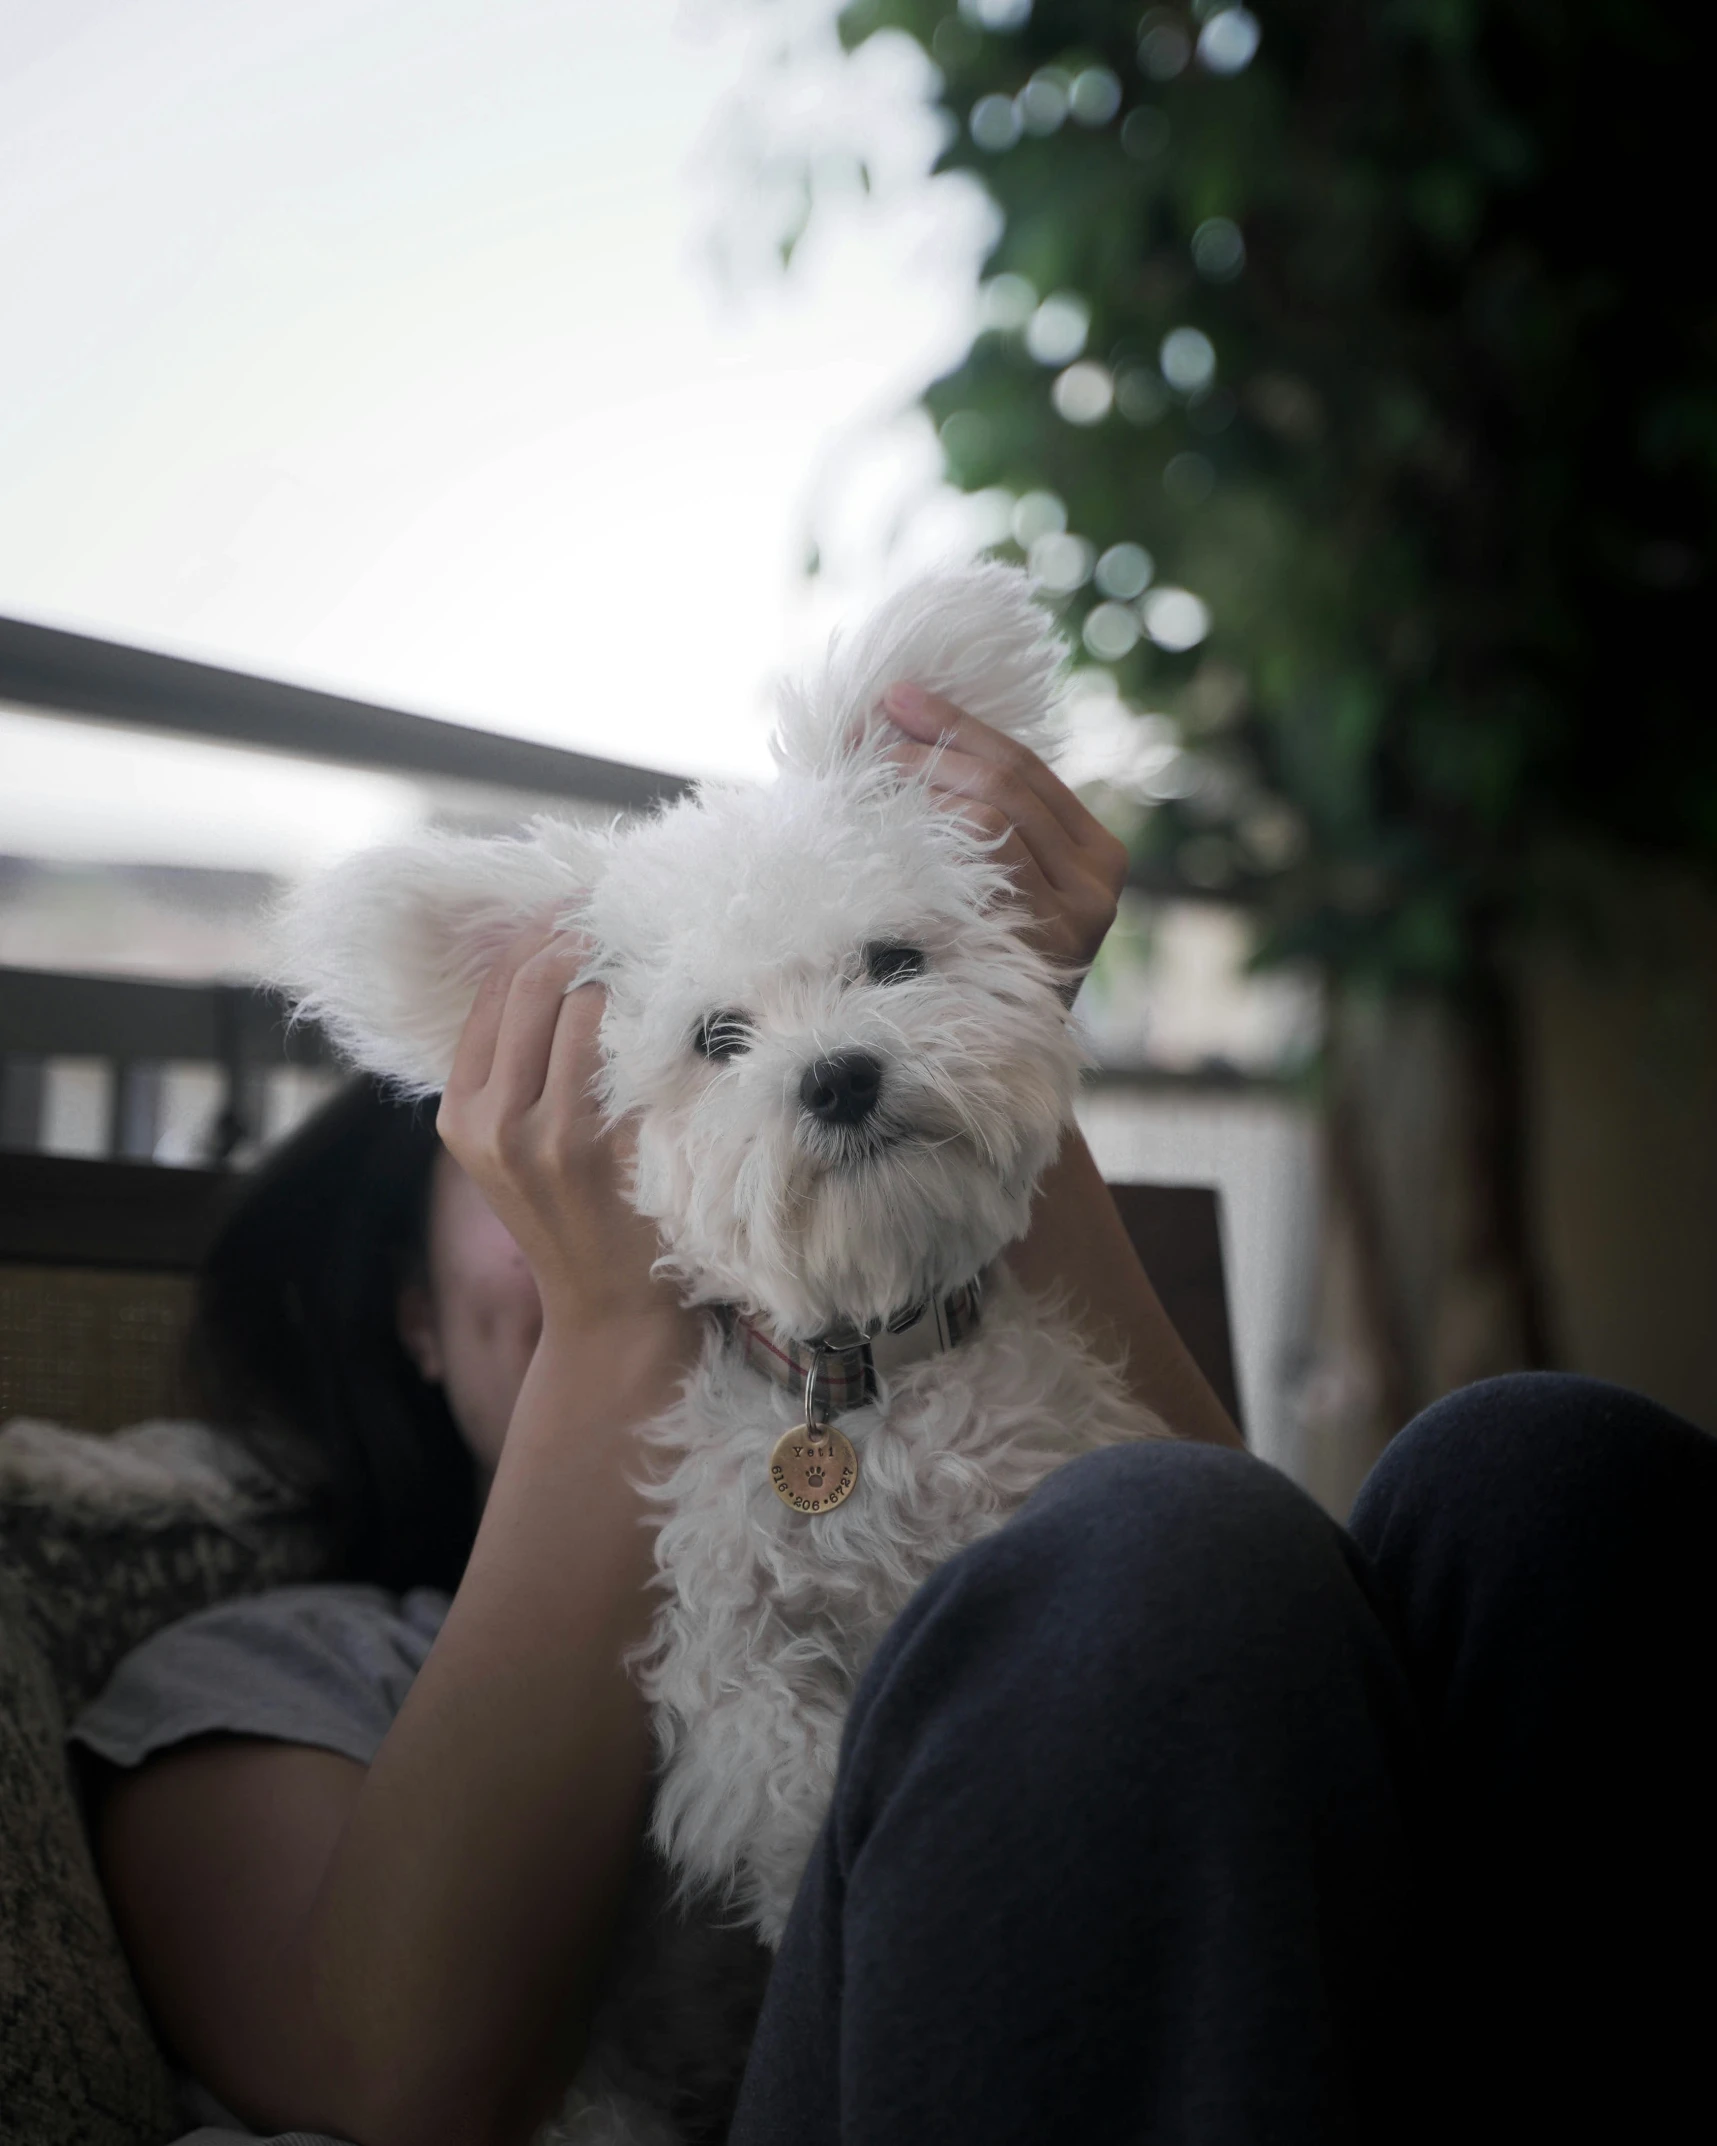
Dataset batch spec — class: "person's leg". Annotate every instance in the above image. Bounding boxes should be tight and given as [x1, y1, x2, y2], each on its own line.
[730, 1441, 1429, 2146]
[1348, 1372, 1717, 2138]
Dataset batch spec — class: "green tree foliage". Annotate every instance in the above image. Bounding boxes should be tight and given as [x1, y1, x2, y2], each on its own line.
[829, 0, 1715, 989]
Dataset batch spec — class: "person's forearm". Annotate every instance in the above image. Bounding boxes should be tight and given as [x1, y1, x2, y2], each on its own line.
[277, 1318, 690, 2146]
[1007, 1130, 1243, 1450]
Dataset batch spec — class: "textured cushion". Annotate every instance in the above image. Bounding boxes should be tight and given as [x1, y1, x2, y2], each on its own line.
[0, 1419, 333, 1717]
[0, 1559, 181, 2146]
[0, 1265, 198, 1442]
[0, 1419, 334, 2146]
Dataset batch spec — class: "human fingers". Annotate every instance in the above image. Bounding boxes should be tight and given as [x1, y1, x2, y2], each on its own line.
[439, 951, 631, 1293]
[885, 737, 1081, 894]
[442, 916, 564, 1110]
[541, 970, 611, 1136]
[894, 757, 1095, 970]
[885, 735, 1126, 971]
[479, 930, 595, 1123]
[496, 979, 678, 1334]
[884, 682, 1124, 909]
[882, 682, 1113, 856]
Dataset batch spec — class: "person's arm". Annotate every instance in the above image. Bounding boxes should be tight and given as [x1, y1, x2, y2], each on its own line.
[1009, 1127, 1243, 1448]
[98, 930, 696, 2146]
[881, 684, 1243, 1449]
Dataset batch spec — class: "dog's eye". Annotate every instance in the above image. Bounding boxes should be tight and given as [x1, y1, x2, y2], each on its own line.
[865, 941, 927, 985]
[693, 1012, 752, 1060]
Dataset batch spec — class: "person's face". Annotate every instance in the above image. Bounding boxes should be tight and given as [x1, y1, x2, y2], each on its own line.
[397, 1148, 540, 1491]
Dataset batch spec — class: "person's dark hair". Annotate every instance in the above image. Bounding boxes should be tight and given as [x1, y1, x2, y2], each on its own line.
[189, 1077, 478, 1591]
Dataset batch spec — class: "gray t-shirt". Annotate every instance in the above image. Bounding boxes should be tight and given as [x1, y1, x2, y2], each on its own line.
[71, 1583, 453, 1774]
[70, 1583, 454, 2146]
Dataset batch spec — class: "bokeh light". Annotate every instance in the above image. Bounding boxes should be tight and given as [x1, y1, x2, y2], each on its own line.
[1084, 601, 1142, 660]
[978, 272, 1039, 331]
[970, 92, 1022, 152]
[1138, 18, 1192, 81]
[1069, 67, 1123, 127]
[1012, 489, 1068, 546]
[1121, 106, 1171, 160]
[1052, 361, 1115, 424]
[1197, 7, 1261, 76]
[1026, 291, 1091, 365]
[1160, 326, 1218, 393]
[1019, 68, 1071, 135]
[1095, 542, 1156, 600]
[1116, 368, 1169, 425]
[959, 0, 1033, 30]
[1192, 216, 1246, 282]
[965, 487, 1019, 550]
[1239, 800, 1309, 870]
[1141, 586, 1212, 650]
[1146, 753, 1207, 803]
[1057, 680, 1184, 798]
[1029, 531, 1095, 591]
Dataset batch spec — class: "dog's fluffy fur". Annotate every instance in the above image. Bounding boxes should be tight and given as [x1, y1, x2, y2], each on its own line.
[274, 564, 1166, 2141]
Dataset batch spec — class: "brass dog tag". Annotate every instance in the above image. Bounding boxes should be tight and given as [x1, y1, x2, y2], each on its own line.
[769, 1422, 858, 1515]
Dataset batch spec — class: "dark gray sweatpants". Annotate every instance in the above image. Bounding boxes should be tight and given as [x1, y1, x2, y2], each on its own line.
[729, 1375, 1717, 2144]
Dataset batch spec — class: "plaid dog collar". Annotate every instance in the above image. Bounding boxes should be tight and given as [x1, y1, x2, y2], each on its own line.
[723, 1277, 984, 1418]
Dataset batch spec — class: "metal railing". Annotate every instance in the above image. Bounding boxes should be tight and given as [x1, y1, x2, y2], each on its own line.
[0, 612, 690, 812]
[0, 965, 329, 1163]
[0, 613, 703, 1162]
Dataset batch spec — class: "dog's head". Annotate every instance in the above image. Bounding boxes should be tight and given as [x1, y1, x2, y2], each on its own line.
[275, 565, 1082, 1335]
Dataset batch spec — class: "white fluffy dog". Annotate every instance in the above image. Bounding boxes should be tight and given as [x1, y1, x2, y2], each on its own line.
[275, 564, 1165, 2141]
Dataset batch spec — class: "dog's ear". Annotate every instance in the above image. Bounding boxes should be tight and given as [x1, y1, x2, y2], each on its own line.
[772, 564, 1067, 778]
[270, 816, 610, 1094]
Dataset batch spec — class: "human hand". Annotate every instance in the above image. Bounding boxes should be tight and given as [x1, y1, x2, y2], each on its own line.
[435, 922, 693, 1351]
[880, 682, 1129, 982]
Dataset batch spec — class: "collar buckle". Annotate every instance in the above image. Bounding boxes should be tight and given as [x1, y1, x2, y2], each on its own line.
[726, 1275, 985, 1417]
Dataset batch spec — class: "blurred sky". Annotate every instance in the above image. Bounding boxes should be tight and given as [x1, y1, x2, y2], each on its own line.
[0, 0, 995, 865]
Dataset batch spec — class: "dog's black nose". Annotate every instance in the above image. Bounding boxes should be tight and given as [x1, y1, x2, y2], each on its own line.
[800, 1051, 883, 1126]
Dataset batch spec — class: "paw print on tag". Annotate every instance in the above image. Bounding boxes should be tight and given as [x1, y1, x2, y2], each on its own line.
[768, 1423, 860, 1515]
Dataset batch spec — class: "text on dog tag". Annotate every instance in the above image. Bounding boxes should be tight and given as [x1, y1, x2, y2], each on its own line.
[769, 1422, 859, 1515]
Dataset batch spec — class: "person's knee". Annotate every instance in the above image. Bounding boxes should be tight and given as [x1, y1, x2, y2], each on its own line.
[857, 1439, 1374, 1747]
[1351, 1371, 1715, 1565]
[1005, 1438, 1341, 1639]
[833, 1437, 1417, 1890]
[1349, 1372, 1717, 1759]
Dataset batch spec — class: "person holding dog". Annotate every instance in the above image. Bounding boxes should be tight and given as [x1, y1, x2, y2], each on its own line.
[75, 690, 1717, 2146]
